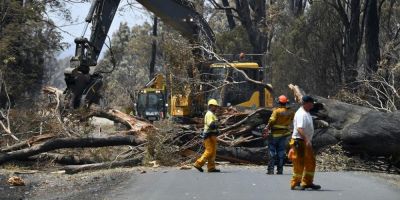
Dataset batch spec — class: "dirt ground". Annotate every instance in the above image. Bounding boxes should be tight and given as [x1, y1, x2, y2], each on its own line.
[1, 165, 399, 200]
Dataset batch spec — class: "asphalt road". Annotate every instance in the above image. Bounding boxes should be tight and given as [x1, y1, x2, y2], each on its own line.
[105, 166, 400, 200]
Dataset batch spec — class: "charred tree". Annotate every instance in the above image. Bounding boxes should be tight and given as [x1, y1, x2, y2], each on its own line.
[149, 16, 158, 79]
[222, 0, 236, 30]
[364, 0, 380, 75]
[234, 0, 269, 55]
[288, 0, 307, 17]
[328, 0, 366, 87]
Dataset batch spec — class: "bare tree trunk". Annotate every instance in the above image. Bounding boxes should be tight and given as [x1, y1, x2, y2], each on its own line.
[343, 0, 362, 86]
[365, 0, 380, 75]
[234, 0, 268, 54]
[149, 16, 158, 79]
[222, 0, 236, 30]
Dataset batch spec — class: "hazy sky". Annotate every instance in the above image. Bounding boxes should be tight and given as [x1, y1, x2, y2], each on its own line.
[51, 1, 150, 59]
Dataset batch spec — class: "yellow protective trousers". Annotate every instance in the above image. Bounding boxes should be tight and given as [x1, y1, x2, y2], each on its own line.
[289, 139, 316, 187]
[194, 135, 217, 170]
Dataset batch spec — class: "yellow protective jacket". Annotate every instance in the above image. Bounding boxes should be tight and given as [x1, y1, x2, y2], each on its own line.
[204, 110, 218, 133]
[268, 106, 295, 137]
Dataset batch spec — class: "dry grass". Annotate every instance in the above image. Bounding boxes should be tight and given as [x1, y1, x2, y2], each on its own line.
[317, 144, 400, 174]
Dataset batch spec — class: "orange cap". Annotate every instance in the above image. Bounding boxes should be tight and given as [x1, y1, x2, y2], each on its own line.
[278, 95, 289, 104]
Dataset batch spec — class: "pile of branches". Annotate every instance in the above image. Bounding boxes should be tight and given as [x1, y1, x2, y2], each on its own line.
[5, 84, 398, 174]
[0, 86, 274, 173]
[0, 87, 155, 173]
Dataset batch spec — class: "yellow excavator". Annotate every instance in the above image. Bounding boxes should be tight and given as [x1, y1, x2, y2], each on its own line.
[135, 74, 167, 121]
[136, 55, 274, 121]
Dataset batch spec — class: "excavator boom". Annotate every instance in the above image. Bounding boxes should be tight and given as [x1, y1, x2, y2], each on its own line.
[64, 0, 215, 108]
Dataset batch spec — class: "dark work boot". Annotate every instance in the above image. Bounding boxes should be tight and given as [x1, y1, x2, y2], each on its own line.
[303, 184, 321, 190]
[277, 166, 283, 175]
[208, 168, 221, 173]
[266, 170, 274, 175]
[193, 165, 204, 172]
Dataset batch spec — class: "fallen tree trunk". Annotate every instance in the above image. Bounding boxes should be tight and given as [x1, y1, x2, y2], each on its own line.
[84, 106, 156, 141]
[217, 146, 268, 164]
[0, 135, 145, 165]
[31, 153, 97, 165]
[1, 134, 56, 152]
[342, 111, 400, 156]
[63, 157, 142, 174]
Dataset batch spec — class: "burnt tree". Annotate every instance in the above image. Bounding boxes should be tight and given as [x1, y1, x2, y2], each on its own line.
[364, 0, 380, 74]
[234, 0, 269, 55]
[222, 0, 236, 30]
[326, 0, 365, 86]
[149, 16, 158, 79]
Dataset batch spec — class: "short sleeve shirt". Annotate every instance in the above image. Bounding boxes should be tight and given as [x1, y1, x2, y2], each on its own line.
[292, 107, 314, 141]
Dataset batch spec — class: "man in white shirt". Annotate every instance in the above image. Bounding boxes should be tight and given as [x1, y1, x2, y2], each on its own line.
[289, 96, 321, 190]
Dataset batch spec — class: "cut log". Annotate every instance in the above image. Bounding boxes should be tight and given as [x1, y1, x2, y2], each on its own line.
[341, 111, 400, 156]
[217, 146, 268, 164]
[312, 98, 372, 150]
[63, 157, 142, 174]
[0, 135, 145, 165]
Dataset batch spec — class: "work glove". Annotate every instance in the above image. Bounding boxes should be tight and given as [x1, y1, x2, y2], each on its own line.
[209, 121, 219, 130]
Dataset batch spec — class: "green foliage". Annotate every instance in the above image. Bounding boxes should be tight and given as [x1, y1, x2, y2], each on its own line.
[271, 2, 346, 96]
[0, 0, 66, 104]
[215, 26, 253, 54]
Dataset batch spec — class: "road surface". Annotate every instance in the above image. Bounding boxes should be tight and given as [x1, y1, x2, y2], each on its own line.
[105, 166, 400, 200]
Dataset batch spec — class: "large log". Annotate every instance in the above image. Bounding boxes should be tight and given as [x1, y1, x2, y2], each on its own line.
[217, 146, 268, 164]
[341, 111, 400, 156]
[63, 157, 142, 174]
[1, 134, 56, 152]
[0, 135, 145, 165]
[312, 98, 372, 150]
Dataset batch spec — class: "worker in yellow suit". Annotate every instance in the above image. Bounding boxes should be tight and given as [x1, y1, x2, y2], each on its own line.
[289, 96, 321, 190]
[263, 95, 294, 174]
[194, 99, 221, 173]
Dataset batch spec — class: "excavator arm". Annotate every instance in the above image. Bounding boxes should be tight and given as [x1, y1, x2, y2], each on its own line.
[64, 0, 215, 108]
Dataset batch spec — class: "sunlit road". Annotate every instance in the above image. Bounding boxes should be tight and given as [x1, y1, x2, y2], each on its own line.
[105, 166, 400, 200]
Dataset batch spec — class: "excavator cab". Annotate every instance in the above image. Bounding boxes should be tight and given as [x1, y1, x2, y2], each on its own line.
[135, 74, 167, 121]
[205, 60, 273, 109]
[136, 89, 167, 121]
